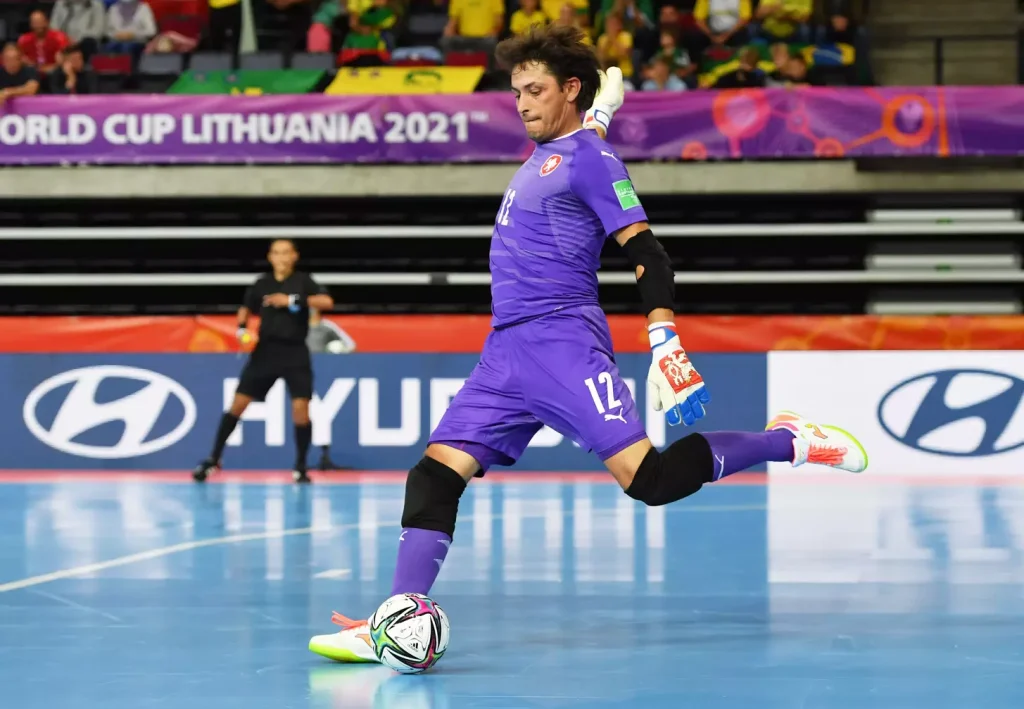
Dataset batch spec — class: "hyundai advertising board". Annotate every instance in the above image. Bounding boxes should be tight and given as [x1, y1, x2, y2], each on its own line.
[4, 353, 766, 471]
[767, 352, 1024, 475]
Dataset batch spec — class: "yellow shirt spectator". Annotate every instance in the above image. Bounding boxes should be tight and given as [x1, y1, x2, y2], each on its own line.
[693, 0, 752, 35]
[596, 27, 633, 78]
[759, 0, 811, 39]
[449, 0, 505, 37]
[510, 9, 548, 35]
[542, 0, 588, 23]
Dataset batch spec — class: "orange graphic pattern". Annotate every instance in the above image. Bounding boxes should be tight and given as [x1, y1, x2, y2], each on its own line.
[0, 315, 1021, 353]
[700, 87, 946, 157]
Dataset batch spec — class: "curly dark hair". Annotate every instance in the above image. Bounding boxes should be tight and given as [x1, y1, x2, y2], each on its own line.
[494, 24, 601, 114]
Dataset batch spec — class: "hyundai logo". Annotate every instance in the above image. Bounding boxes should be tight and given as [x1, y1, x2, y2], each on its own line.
[877, 369, 1024, 457]
[23, 365, 196, 459]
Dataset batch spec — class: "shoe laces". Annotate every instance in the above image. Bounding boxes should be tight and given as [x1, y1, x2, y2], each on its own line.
[807, 443, 847, 466]
[331, 611, 367, 630]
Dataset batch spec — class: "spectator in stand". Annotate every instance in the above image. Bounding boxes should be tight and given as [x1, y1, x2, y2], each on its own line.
[207, 0, 242, 53]
[18, 11, 69, 79]
[308, 0, 342, 53]
[596, 12, 634, 82]
[342, 0, 396, 63]
[690, 0, 752, 59]
[597, 0, 653, 36]
[105, 0, 157, 56]
[541, 0, 589, 30]
[266, 0, 315, 53]
[145, 30, 199, 54]
[768, 53, 823, 86]
[645, 27, 694, 87]
[712, 45, 765, 87]
[50, 0, 105, 60]
[755, 0, 812, 43]
[768, 41, 790, 69]
[0, 43, 40, 103]
[442, 0, 504, 55]
[815, 0, 871, 84]
[552, 2, 591, 43]
[48, 43, 97, 94]
[635, 4, 681, 63]
[510, 0, 548, 36]
[641, 54, 686, 90]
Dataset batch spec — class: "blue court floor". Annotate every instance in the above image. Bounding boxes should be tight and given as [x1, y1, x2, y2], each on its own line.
[1, 472, 1023, 709]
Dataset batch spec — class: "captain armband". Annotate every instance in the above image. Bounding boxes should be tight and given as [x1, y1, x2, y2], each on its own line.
[620, 228, 675, 314]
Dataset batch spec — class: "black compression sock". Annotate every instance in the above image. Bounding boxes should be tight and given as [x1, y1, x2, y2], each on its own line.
[294, 423, 312, 470]
[210, 413, 240, 461]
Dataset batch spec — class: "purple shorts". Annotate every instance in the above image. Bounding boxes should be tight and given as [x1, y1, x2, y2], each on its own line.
[429, 305, 648, 474]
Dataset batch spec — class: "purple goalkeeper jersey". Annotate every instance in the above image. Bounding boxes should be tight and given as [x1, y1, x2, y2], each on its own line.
[489, 128, 648, 329]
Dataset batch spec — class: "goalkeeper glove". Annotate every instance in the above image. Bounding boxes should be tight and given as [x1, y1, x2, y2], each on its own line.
[583, 67, 625, 135]
[647, 322, 711, 426]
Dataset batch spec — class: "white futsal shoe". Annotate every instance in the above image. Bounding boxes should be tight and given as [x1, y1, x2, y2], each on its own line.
[309, 612, 380, 664]
[766, 411, 868, 473]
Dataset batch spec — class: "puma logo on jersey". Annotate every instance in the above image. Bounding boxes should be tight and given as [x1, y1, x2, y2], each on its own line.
[604, 411, 627, 424]
[600, 150, 620, 162]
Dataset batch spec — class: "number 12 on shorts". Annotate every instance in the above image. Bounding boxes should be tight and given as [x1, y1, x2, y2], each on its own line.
[584, 372, 622, 414]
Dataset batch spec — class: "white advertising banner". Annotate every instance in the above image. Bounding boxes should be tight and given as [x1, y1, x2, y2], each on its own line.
[767, 351, 1024, 475]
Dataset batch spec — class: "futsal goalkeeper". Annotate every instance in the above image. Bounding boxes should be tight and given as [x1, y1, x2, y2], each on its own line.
[309, 26, 868, 663]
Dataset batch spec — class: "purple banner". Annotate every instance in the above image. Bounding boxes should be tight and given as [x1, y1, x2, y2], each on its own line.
[1, 88, 1023, 165]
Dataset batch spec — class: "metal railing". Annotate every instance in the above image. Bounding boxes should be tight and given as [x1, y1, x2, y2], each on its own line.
[1, 222, 1024, 239]
[1, 270, 1021, 287]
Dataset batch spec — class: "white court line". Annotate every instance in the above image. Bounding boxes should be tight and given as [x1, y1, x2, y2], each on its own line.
[0, 525, 334, 593]
[0, 503, 765, 594]
[28, 588, 124, 623]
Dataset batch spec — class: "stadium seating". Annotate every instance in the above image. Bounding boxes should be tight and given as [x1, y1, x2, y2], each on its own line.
[0, 0, 920, 92]
[239, 51, 286, 71]
[188, 51, 233, 72]
[3, 194, 1021, 317]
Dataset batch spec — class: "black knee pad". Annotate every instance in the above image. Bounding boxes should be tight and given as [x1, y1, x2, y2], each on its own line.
[625, 433, 713, 506]
[400, 457, 468, 538]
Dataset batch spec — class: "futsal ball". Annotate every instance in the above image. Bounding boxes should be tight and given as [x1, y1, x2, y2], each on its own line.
[368, 593, 450, 674]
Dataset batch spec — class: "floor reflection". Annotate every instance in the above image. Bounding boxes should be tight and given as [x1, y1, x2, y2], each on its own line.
[1, 476, 1022, 709]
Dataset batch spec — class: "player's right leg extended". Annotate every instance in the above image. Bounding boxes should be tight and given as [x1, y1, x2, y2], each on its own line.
[309, 331, 542, 663]
[308, 444, 479, 663]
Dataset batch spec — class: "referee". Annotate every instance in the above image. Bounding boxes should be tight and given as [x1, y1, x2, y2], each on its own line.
[193, 239, 334, 484]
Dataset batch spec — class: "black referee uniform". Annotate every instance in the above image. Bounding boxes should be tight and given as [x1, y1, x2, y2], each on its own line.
[236, 271, 325, 402]
[194, 268, 330, 484]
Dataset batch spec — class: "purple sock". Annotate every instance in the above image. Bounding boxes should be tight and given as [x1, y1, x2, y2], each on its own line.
[702, 430, 795, 481]
[390, 528, 453, 596]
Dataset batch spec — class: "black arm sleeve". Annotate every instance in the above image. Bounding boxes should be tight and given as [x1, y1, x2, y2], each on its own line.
[305, 273, 329, 296]
[620, 228, 676, 315]
[243, 279, 261, 312]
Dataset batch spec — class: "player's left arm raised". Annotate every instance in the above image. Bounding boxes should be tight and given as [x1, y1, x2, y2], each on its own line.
[582, 67, 625, 140]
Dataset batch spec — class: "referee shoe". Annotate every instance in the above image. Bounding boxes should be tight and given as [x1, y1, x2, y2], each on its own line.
[293, 467, 312, 484]
[192, 457, 219, 482]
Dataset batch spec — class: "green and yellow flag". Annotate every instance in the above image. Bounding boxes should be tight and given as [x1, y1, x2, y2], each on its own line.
[168, 70, 325, 95]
